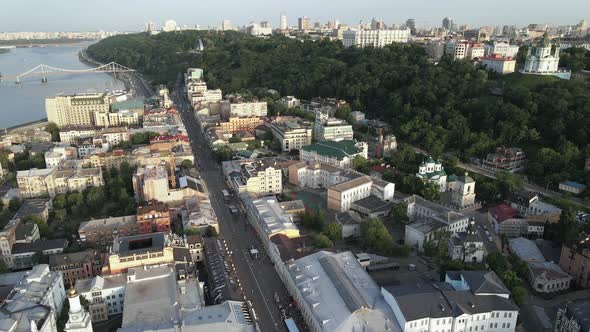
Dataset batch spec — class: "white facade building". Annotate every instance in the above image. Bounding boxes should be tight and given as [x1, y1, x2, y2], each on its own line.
[300, 140, 368, 169]
[479, 55, 517, 74]
[76, 274, 127, 322]
[313, 111, 354, 142]
[484, 42, 520, 58]
[343, 28, 410, 47]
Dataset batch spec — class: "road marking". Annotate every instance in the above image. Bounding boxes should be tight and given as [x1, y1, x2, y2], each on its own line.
[242, 251, 278, 327]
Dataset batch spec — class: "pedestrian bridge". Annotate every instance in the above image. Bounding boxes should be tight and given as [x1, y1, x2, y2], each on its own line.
[1, 62, 135, 84]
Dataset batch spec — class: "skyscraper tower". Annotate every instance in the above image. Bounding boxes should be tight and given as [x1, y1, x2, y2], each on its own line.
[280, 12, 287, 30]
[406, 18, 416, 35]
[442, 17, 454, 31]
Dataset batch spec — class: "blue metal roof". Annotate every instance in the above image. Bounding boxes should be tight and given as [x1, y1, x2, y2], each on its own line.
[561, 181, 586, 190]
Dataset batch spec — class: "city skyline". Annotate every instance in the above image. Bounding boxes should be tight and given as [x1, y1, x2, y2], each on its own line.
[1, 0, 588, 31]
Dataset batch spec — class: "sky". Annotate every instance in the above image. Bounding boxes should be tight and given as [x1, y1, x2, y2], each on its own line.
[1, 0, 588, 32]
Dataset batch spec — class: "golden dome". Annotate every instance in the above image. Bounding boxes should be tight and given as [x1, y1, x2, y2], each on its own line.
[67, 287, 78, 297]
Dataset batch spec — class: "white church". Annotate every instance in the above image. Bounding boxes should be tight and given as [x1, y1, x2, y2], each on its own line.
[520, 34, 571, 79]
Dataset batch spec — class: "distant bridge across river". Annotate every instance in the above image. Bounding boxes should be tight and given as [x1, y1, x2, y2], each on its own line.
[0, 62, 135, 84]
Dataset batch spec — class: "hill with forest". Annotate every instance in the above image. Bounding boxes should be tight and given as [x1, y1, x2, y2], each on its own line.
[87, 31, 590, 193]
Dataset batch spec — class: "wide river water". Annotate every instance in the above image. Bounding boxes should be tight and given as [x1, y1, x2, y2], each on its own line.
[0, 42, 124, 128]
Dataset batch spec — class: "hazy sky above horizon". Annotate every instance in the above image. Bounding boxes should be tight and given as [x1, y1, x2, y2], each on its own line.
[1, 0, 588, 31]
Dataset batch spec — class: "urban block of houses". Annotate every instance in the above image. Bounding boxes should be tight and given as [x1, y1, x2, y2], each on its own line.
[300, 140, 368, 169]
[509, 237, 572, 294]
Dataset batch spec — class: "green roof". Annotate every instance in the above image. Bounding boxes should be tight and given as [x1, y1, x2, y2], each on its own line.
[112, 99, 145, 111]
[302, 140, 361, 160]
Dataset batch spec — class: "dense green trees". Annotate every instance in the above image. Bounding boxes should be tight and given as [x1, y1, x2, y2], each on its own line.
[44, 123, 60, 142]
[485, 253, 529, 305]
[89, 32, 590, 189]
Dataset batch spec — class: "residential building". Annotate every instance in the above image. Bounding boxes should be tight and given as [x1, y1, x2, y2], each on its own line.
[510, 237, 572, 294]
[367, 133, 397, 158]
[58, 126, 99, 144]
[0, 264, 66, 332]
[181, 193, 219, 234]
[46, 93, 110, 128]
[136, 201, 171, 234]
[63, 287, 93, 332]
[342, 28, 410, 47]
[283, 251, 400, 332]
[350, 195, 392, 217]
[288, 161, 360, 189]
[484, 42, 520, 58]
[370, 178, 395, 201]
[185, 235, 203, 262]
[78, 215, 138, 248]
[16, 167, 104, 198]
[227, 159, 283, 196]
[132, 165, 191, 204]
[278, 96, 300, 108]
[221, 101, 267, 118]
[279, 13, 287, 30]
[446, 40, 485, 60]
[479, 55, 517, 74]
[335, 211, 364, 238]
[11, 198, 51, 223]
[555, 300, 590, 332]
[446, 172, 476, 208]
[416, 157, 447, 192]
[219, 116, 263, 134]
[559, 181, 586, 195]
[10, 239, 68, 269]
[49, 250, 98, 287]
[559, 235, 590, 288]
[270, 121, 313, 152]
[327, 175, 373, 212]
[521, 34, 571, 79]
[45, 146, 77, 168]
[300, 140, 368, 169]
[507, 190, 562, 221]
[241, 194, 300, 239]
[75, 274, 127, 322]
[313, 110, 353, 141]
[383, 270, 519, 332]
[298, 16, 310, 31]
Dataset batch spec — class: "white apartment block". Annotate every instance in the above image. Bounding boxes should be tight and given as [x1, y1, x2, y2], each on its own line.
[300, 140, 368, 169]
[190, 89, 223, 106]
[46, 93, 110, 128]
[483, 42, 520, 58]
[343, 28, 410, 47]
[76, 274, 127, 322]
[59, 127, 99, 144]
[17, 167, 104, 198]
[327, 176, 373, 212]
[221, 101, 268, 118]
[270, 121, 313, 152]
[229, 160, 283, 196]
[446, 41, 485, 60]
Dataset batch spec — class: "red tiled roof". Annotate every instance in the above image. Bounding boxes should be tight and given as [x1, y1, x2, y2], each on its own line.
[489, 204, 518, 223]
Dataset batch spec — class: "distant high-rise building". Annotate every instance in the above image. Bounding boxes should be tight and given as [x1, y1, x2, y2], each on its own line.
[442, 17, 453, 31]
[280, 12, 287, 30]
[370, 18, 385, 30]
[221, 19, 233, 31]
[406, 19, 416, 35]
[145, 21, 156, 33]
[162, 20, 177, 32]
[298, 16, 311, 31]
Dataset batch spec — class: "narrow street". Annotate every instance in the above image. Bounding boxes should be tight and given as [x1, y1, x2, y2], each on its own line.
[172, 74, 291, 332]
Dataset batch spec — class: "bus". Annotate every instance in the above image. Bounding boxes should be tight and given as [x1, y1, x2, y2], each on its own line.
[221, 189, 230, 203]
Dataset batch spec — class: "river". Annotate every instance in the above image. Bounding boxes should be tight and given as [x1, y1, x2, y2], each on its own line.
[0, 42, 124, 128]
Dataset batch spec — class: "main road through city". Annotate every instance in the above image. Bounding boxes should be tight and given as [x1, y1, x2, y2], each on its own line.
[172, 74, 293, 332]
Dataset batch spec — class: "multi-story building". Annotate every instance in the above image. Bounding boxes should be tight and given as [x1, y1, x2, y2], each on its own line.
[342, 28, 410, 47]
[219, 116, 263, 134]
[298, 16, 310, 31]
[313, 111, 353, 141]
[482, 147, 527, 173]
[99, 127, 130, 146]
[446, 40, 485, 60]
[278, 96, 300, 108]
[510, 237, 572, 294]
[181, 194, 220, 234]
[554, 300, 590, 332]
[78, 215, 138, 248]
[416, 157, 447, 192]
[479, 55, 517, 74]
[59, 126, 99, 144]
[49, 250, 98, 287]
[17, 167, 104, 198]
[132, 165, 191, 204]
[221, 101, 267, 118]
[448, 222, 485, 263]
[241, 194, 300, 239]
[384, 270, 519, 332]
[507, 190, 562, 220]
[46, 93, 110, 128]
[367, 133, 397, 158]
[76, 274, 127, 322]
[189, 89, 223, 106]
[270, 121, 313, 152]
[136, 201, 171, 234]
[327, 176, 373, 212]
[44, 145, 78, 168]
[559, 235, 590, 288]
[300, 140, 368, 169]
[228, 160, 283, 196]
[483, 42, 520, 58]
[0, 264, 66, 332]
